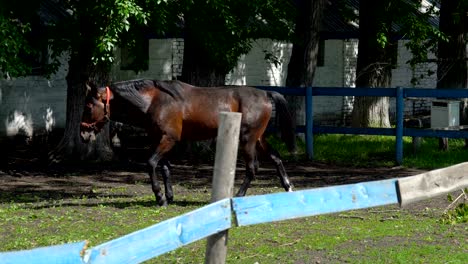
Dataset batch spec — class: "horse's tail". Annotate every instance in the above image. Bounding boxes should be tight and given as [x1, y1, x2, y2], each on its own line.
[268, 91, 297, 153]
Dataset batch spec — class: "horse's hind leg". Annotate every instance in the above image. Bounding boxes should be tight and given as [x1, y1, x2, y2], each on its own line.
[236, 141, 257, 197]
[257, 137, 293, 192]
[159, 158, 174, 203]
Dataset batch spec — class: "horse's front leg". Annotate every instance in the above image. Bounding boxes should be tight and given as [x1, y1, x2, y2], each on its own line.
[148, 135, 176, 206]
[160, 158, 174, 204]
[148, 152, 166, 206]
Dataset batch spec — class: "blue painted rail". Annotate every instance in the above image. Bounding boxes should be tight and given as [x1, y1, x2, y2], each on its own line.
[0, 178, 399, 264]
[232, 179, 398, 226]
[1, 161, 467, 263]
[258, 86, 468, 164]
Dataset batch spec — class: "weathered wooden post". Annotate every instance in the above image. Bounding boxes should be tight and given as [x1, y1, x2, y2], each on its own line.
[205, 112, 242, 264]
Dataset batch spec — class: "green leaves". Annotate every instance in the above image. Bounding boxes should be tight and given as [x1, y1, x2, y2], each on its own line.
[91, 0, 149, 65]
[1, 0, 294, 78]
[396, 0, 445, 67]
[376, 32, 388, 48]
[0, 11, 34, 77]
[179, 0, 295, 73]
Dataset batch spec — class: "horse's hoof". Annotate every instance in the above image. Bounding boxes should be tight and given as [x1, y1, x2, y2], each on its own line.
[235, 191, 246, 197]
[167, 197, 174, 204]
[157, 198, 168, 207]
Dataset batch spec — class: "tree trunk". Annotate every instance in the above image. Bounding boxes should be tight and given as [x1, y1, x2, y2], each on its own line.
[49, 18, 115, 165]
[436, 0, 467, 150]
[351, 0, 396, 128]
[179, 15, 228, 159]
[437, 0, 467, 90]
[286, 0, 326, 127]
[181, 26, 226, 86]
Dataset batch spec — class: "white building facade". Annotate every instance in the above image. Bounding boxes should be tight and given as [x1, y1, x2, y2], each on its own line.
[0, 38, 438, 139]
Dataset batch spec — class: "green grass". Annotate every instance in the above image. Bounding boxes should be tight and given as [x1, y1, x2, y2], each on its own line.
[1, 185, 466, 263]
[1, 134, 468, 263]
[276, 134, 468, 169]
[0, 194, 207, 251]
[152, 206, 468, 263]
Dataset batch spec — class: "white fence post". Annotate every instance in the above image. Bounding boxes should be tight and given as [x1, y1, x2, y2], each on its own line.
[205, 112, 242, 264]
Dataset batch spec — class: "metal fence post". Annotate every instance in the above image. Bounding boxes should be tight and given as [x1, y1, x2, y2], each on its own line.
[396, 87, 404, 165]
[205, 112, 242, 264]
[306, 87, 313, 160]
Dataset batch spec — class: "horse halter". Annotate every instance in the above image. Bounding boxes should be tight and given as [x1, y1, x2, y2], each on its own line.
[81, 86, 111, 132]
[103, 86, 111, 119]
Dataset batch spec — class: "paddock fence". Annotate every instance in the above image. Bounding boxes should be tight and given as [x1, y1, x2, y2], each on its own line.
[258, 86, 468, 164]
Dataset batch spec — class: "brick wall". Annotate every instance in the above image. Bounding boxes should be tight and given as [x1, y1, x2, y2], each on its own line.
[390, 40, 436, 120]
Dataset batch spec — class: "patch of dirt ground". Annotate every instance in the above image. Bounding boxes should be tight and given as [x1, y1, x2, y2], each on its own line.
[0, 160, 457, 212]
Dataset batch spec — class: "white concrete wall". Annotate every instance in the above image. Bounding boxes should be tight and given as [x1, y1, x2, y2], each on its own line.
[110, 39, 181, 81]
[313, 40, 346, 124]
[226, 39, 292, 86]
[390, 40, 437, 117]
[227, 39, 349, 125]
[0, 53, 69, 138]
[1, 37, 444, 138]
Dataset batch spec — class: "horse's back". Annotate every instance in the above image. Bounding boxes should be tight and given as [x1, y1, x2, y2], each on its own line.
[189, 85, 273, 132]
[186, 85, 271, 115]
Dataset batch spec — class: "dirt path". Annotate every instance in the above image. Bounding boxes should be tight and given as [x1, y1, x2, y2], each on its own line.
[0, 160, 438, 209]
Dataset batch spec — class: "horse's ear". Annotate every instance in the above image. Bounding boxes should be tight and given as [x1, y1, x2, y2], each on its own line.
[85, 81, 100, 96]
[85, 83, 92, 96]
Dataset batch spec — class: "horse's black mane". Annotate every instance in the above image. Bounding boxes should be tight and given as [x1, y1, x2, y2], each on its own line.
[153, 80, 185, 100]
[111, 79, 184, 101]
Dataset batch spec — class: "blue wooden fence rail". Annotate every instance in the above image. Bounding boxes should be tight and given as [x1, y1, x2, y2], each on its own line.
[85, 199, 231, 264]
[0, 178, 399, 264]
[232, 179, 398, 226]
[258, 86, 468, 164]
[1, 161, 467, 263]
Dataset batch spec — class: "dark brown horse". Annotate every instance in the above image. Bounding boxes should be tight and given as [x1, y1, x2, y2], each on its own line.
[81, 79, 296, 206]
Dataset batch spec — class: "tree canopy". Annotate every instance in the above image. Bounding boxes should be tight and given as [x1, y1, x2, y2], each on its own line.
[0, 1, 40, 77]
[2, 0, 467, 160]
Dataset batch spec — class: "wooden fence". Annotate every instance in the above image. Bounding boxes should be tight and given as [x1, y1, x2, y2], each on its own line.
[258, 86, 468, 164]
[1, 108, 468, 264]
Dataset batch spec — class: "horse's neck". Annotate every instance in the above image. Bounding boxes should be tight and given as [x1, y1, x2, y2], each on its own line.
[112, 86, 152, 112]
[109, 95, 149, 128]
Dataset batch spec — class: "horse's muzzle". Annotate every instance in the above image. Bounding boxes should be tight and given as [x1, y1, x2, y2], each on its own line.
[80, 130, 96, 142]
[80, 122, 97, 142]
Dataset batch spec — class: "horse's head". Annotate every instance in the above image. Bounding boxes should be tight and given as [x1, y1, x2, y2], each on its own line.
[80, 82, 113, 142]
